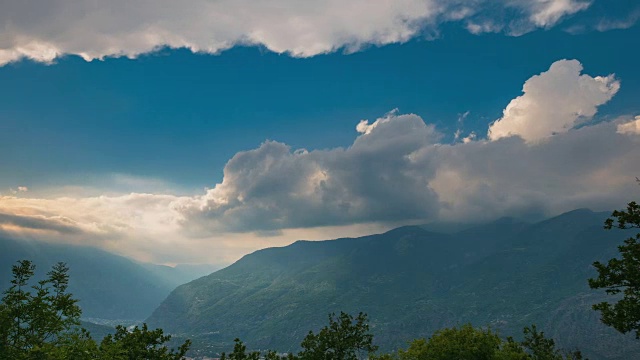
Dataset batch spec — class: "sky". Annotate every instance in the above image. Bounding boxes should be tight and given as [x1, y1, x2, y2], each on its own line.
[1, 0, 639, 266]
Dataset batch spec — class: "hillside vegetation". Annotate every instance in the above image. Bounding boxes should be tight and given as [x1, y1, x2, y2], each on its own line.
[147, 209, 640, 359]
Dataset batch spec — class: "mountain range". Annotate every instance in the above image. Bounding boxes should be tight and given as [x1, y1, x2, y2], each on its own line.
[3, 209, 639, 359]
[146, 209, 640, 360]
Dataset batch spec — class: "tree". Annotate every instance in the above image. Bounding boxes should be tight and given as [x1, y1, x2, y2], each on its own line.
[298, 312, 378, 360]
[375, 324, 582, 360]
[219, 338, 296, 360]
[392, 324, 526, 360]
[46, 328, 100, 360]
[219, 338, 261, 360]
[0, 260, 191, 359]
[521, 325, 584, 360]
[0, 260, 82, 359]
[99, 323, 191, 360]
[588, 200, 640, 338]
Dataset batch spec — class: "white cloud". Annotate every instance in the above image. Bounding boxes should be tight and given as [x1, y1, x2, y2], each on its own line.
[424, 121, 640, 221]
[1, 58, 637, 266]
[466, 20, 503, 35]
[177, 111, 442, 235]
[617, 116, 640, 135]
[525, 0, 591, 27]
[178, 112, 639, 236]
[0, 0, 593, 66]
[462, 132, 476, 143]
[465, 0, 592, 35]
[487, 59, 619, 143]
[177, 59, 634, 234]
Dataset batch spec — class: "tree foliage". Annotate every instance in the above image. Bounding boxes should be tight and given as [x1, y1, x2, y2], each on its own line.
[372, 324, 582, 360]
[0, 260, 191, 360]
[100, 323, 191, 360]
[588, 200, 640, 337]
[221, 314, 582, 360]
[220, 312, 378, 360]
[395, 324, 511, 360]
[298, 312, 378, 360]
[219, 338, 269, 360]
[0, 260, 82, 359]
[521, 325, 584, 360]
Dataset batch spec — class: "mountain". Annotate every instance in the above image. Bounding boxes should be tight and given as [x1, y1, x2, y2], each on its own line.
[0, 237, 216, 321]
[147, 209, 640, 359]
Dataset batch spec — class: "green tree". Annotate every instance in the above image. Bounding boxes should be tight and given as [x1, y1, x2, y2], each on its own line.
[376, 325, 583, 360]
[219, 338, 295, 360]
[219, 313, 377, 360]
[99, 323, 191, 360]
[0, 260, 82, 359]
[46, 328, 100, 360]
[298, 312, 378, 360]
[219, 338, 261, 360]
[0, 260, 191, 360]
[394, 324, 527, 360]
[521, 325, 584, 360]
[588, 200, 640, 338]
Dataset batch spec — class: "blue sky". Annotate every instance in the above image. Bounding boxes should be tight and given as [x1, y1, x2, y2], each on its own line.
[2, 23, 639, 191]
[1, 0, 640, 264]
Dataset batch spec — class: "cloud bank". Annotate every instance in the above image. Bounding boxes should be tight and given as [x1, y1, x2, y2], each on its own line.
[2, 59, 639, 264]
[0, 0, 593, 66]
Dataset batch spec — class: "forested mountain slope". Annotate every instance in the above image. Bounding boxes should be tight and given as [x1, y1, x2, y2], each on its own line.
[147, 209, 640, 359]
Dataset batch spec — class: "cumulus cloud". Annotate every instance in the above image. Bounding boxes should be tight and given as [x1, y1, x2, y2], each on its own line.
[426, 121, 640, 221]
[177, 59, 635, 234]
[178, 111, 442, 234]
[1, 58, 638, 265]
[178, 113, 639, 235]
[0, 0, 593, 66]
[487, 59, 619, 143]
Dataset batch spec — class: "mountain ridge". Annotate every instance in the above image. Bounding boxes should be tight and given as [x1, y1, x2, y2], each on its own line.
[147, 208, 639, 359]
